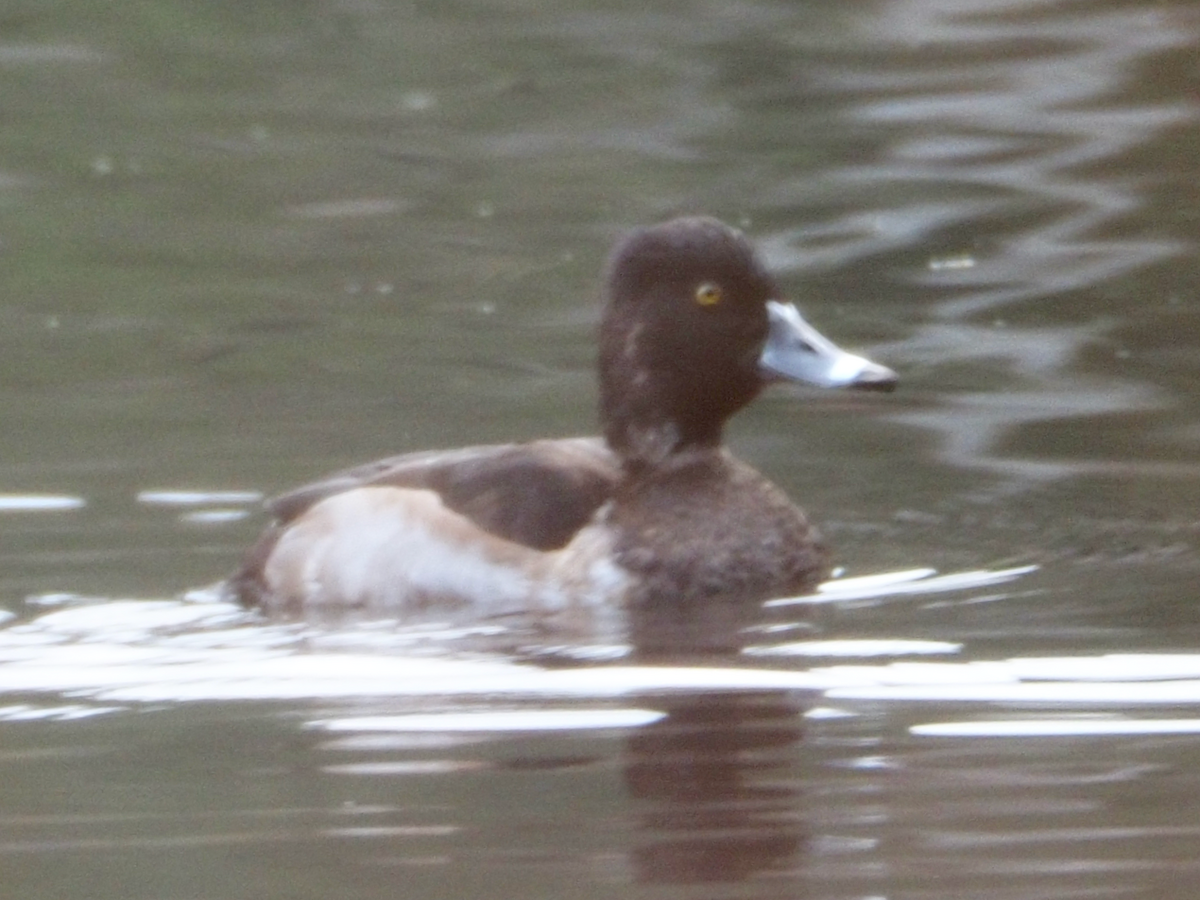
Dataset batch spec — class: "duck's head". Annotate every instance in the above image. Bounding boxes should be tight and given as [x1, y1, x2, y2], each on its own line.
[598, 216, 896, 467]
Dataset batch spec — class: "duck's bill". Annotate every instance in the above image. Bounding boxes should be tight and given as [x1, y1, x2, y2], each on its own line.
[759, 300, 897, 392]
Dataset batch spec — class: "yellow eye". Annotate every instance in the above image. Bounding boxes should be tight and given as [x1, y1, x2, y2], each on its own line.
[695, 282, 723, 306]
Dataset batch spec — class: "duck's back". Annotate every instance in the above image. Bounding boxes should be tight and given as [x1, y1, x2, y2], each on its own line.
[230, 437, 620, 612]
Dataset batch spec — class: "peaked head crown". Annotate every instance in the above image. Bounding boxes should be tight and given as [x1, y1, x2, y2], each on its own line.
[598, 217, 780, 466]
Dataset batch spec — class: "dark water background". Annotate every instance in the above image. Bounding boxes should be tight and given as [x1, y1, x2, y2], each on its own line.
[2, 0, 1200, 897]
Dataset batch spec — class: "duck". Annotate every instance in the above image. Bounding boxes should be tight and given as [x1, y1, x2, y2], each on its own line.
[227, 216, 896, 648]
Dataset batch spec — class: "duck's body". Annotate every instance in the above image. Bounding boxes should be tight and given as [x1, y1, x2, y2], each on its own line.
[228, 217, 895, 646]
[233, 437, 623, 627]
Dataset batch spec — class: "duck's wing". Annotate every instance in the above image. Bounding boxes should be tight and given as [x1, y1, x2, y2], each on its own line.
[229, 437, 620, 610]
[266, 436, 619, 551]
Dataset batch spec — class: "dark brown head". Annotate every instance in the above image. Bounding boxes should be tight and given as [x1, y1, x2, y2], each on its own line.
[598, 217, 895, 467]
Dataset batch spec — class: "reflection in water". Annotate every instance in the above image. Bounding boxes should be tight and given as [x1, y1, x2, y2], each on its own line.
[621, 579, 809, 887]
[781, 0, 1193, 312]
[624, 692, 805, 885]
[3, 568, 1200, 896]
[759, 0, 1198, 487]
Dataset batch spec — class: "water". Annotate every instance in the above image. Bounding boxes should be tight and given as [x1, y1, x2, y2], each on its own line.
[2, 0, 1200, 896]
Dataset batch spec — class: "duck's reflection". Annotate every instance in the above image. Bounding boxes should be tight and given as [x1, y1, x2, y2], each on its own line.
[621, 600, 812, 886]
[623, 689, 806, 884]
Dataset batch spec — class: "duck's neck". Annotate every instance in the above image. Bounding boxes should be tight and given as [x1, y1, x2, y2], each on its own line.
[605, 419, 723, 473]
